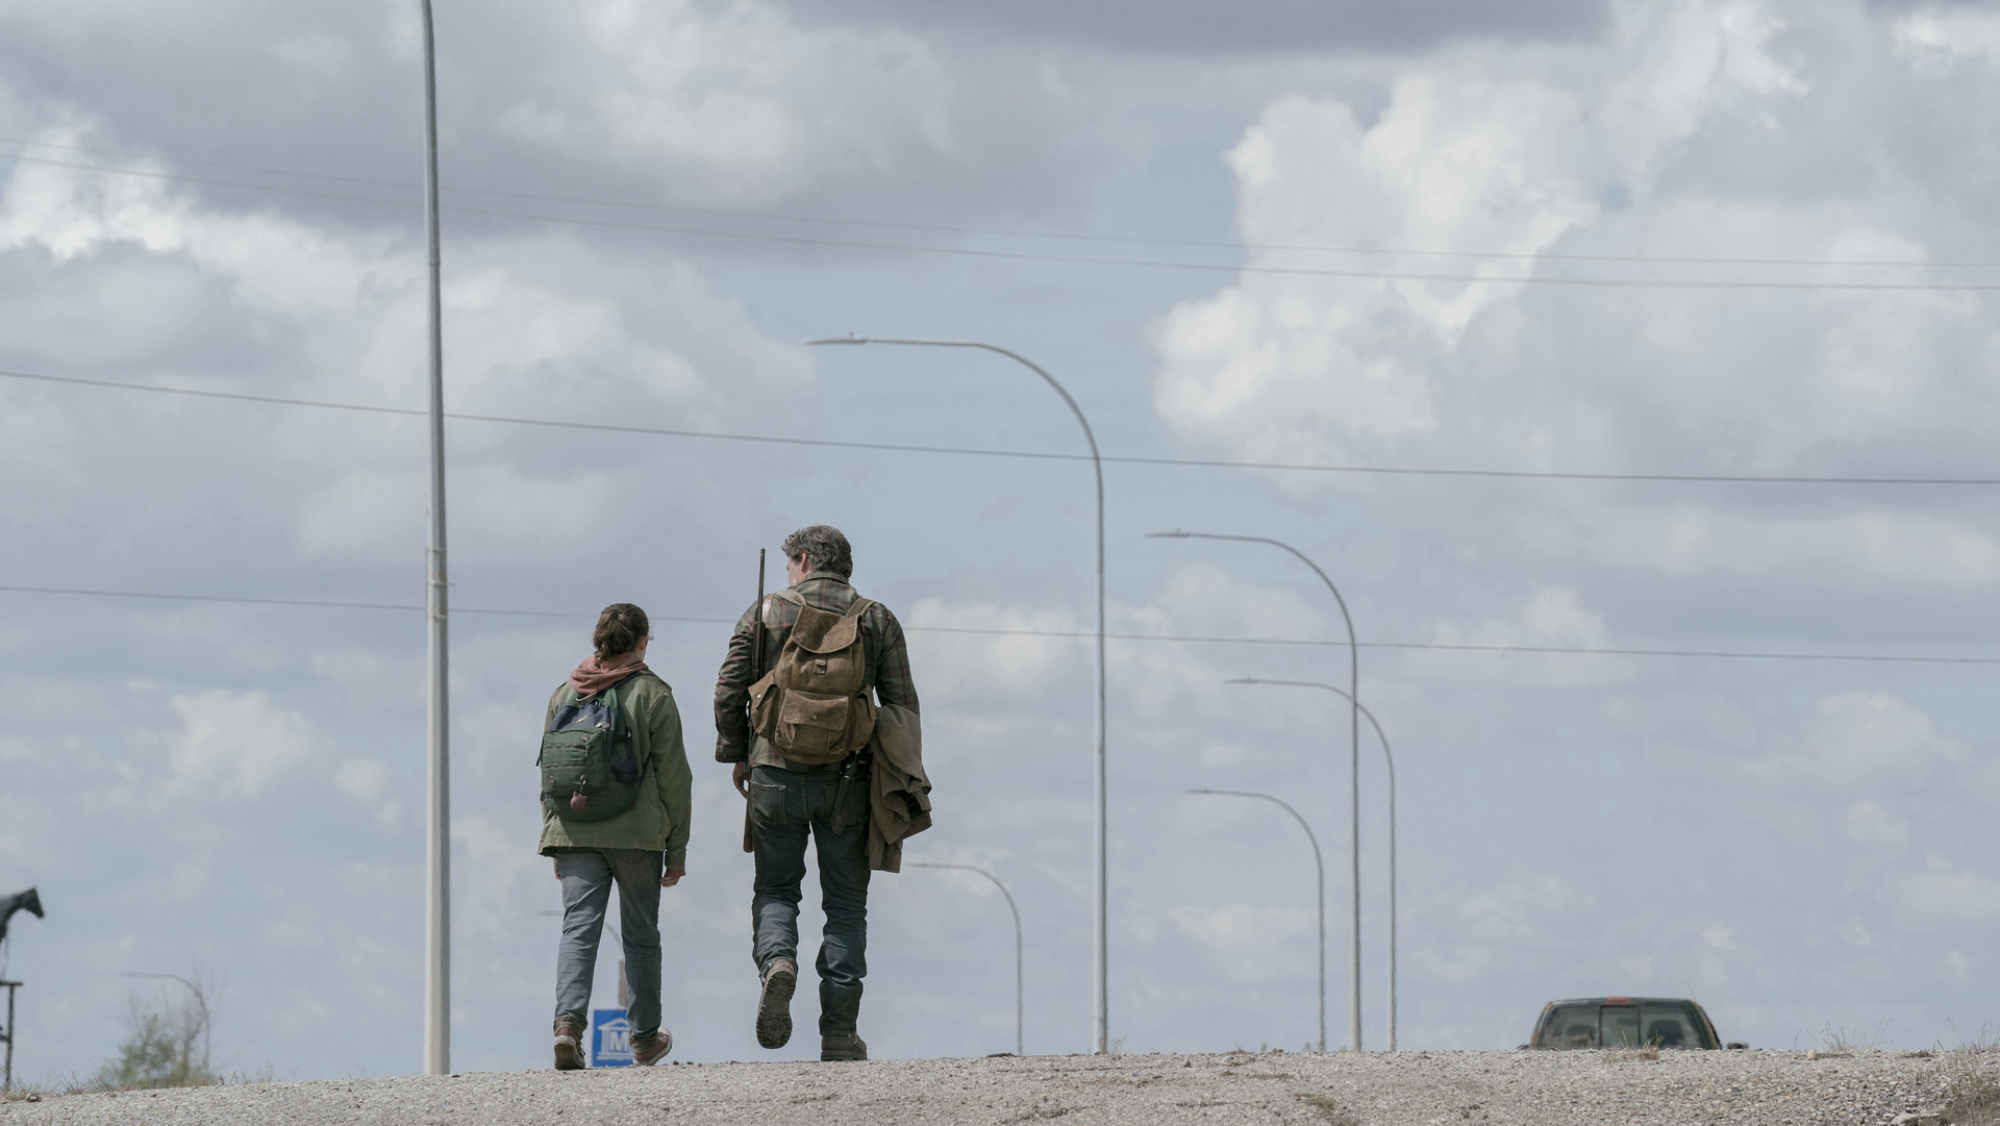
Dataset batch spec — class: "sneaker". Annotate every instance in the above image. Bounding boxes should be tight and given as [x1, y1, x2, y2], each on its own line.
[553, 1019, 585, 1071]
[755, 958, 797, 1049]
[821, 1033, 868, 1062]
[632, 1028, 673, 1066]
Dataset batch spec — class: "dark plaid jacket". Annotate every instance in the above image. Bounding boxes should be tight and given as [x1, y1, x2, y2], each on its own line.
[713, 572, 919, 767]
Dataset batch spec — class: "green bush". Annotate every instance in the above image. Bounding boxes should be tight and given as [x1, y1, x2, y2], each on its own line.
[95, 996, 219, 1090]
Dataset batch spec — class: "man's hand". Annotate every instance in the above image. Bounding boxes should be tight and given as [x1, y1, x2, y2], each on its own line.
[660, 869, 685, 889]
[732, 761, 751, 798]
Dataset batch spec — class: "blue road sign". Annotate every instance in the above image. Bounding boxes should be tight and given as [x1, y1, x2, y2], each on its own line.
[591, 1009, 633, 1067]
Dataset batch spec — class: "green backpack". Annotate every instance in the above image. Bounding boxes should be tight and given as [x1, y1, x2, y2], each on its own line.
[538, 675, 645, 823]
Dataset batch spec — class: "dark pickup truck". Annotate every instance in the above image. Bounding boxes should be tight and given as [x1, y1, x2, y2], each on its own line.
[1528, 996, 1743, 1050]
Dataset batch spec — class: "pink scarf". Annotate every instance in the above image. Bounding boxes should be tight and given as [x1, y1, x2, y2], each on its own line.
[570, 651, 648, 696]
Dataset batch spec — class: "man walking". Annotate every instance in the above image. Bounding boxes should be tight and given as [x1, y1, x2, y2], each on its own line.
[539, 603, 692, 1069]
[714, 526, 920, 1062]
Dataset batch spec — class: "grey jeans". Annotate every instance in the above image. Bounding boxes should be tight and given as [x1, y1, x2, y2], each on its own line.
[553, 848, 663, 1039]
[749, 762, 872, 1035]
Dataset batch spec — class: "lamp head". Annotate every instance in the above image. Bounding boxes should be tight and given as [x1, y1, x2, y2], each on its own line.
[803, 336, 868, 346]
[1145, 530, 1190, 539]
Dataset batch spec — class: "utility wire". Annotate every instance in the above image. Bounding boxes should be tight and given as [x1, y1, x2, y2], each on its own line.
[7, 138, 1998, 270]
[5, 366, 1996, 487]
[4, 583, 1994, 665]
[8, 149, 2000, 292]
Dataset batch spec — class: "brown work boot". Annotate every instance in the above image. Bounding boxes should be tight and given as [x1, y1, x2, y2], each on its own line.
[756, 958, 798, 1049]
[553, 1018, 585, 1070]
[821, 1033, 867, 1062]
[632, 1028, 673, 1066]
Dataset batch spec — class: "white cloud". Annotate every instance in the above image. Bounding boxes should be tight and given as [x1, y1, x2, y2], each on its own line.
[1797, 694, 1963, 784]
[168, 689, 317, 796]
[903, 598, 1082, 701]
[1406, 586, 1633, 685]
[1703, 925, 1737, 950]
[1153, 0, 1806, 473]
[1845, 799, 1907, 845]
[493, 0, 947, 205]
[1418, 946, 1492, 982]
[1834, 920, 1876, 948]
[1459, 876, 1589, 940]
[452, 816, 544, 942]
[482, 0, 1117, 219]
[1903, 865, 2000, 920]
[1579, 506, 2000, 589]
[1140, 563, 1330, 643]
[295, 470, 424, 559]
[1168, 904, 1313, 982]
[1894, 6, 2000, 73]
[336, 758, 388, 802]
[1941, 950, 1973, 984]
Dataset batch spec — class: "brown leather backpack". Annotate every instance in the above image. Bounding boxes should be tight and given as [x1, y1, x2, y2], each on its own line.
[749, 589, 878, 765]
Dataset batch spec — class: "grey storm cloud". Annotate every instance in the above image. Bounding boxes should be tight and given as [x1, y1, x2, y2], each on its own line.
[776, 0, 1612, 53]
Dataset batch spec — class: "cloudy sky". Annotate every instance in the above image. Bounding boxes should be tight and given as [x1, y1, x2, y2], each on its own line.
[4, 0, 2000, 1082]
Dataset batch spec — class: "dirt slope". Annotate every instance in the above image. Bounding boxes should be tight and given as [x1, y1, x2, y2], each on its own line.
[1, 1047, 1979, 1126]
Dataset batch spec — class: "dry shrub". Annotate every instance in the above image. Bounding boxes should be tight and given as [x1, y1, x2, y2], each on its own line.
[1939, 1030, 2000, 1126]
[1297, 1092, 1360, 1126]
[1816, 1021, 1888, 1053]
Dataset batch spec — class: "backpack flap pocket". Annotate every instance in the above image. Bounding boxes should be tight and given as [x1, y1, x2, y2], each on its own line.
[539, 730, 604, 802]
[775, 689, 851, 763]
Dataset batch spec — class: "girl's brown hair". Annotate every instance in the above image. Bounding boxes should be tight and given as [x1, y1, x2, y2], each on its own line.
[593, 603, 650, 658]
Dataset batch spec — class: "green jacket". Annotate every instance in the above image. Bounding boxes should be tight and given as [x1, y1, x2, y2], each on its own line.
[537, 670, 693, 869]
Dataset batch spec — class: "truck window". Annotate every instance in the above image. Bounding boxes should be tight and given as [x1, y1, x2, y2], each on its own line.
[1545, 1004, 1599, 1048]
[1602, 1006, 1641, 1048]
[1639, 1003, 1700, 1048]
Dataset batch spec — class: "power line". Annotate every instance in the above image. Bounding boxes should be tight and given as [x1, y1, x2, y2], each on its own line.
[9, 149, 2000, 293]
[7, 137, 1997, 271]
[0, 585, 566, 616]
[5, 582, 1994, 665]
[6, 366, 1996, 487]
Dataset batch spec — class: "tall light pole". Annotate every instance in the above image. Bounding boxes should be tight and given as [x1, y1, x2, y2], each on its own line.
[1186, 790, 1324, 1052]
[1147, 530, 1362, 1052]
[1228, 678, 1397, 1051]
[808, 336, 1109, 1054]
[909, 862, 1024, 1057]
[418, 0, 451, 1077]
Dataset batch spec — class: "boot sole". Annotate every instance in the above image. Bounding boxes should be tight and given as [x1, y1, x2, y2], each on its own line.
[756, 964, 797, 1049]
[554, 1038, 585, 1070]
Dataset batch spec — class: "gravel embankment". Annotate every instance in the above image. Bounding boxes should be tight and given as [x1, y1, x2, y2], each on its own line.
[2, 1048, 1984, 1126]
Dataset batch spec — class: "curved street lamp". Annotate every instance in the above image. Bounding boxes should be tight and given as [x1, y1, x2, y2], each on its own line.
[908, 862, 1025, 1057]
[1147, 530, 1362, 1052]
[1228, 678, 1398, 1051]
[1185, 790, 1325, 1052]
[807, 336, 1109, 1054]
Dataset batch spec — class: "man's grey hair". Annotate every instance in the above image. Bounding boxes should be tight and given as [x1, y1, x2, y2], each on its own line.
[783, 525, 853, 579]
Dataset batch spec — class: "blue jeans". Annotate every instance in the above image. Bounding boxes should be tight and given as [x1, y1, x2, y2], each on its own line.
[749, 763, 871, 1035]
[553, 848, 662, 1039]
